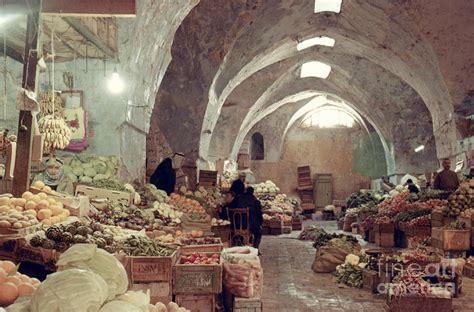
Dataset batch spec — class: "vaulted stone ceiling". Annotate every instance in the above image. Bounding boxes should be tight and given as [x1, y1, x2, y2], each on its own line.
[151, 0, 474, 174]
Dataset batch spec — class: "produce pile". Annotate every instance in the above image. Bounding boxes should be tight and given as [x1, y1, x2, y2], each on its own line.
[29, 220, 122, 253]
[178, 186, 224, 213]
[262, 213, 291, 222]
[391, 268, 433, 298]
[222, 246, 263, 299]
[335, 254, 366, 288]
[211, 218, 230, 226]
[89, 200, 156, 231]
[258, 193, 296, 215]
[298, 225, 327, 241]
[0, 260, 41, 306]
[1, 191, 70, 227]
[311, 228, 358, 250]
[38, 115, 72, 153]
[62, 155, 119, 184]
[345, 190, 383, 209]
[169, 193, 206, 214]
[443, 179, 474, 217]
[178, 237, 221, 246]
[117, 235, 176, 257]
[253, 180, 280, 194]
[5, 244, 189, 312]
[152, 202, 183, 226]
[179, 252, 220, 265]
[377, 192, 411, 217]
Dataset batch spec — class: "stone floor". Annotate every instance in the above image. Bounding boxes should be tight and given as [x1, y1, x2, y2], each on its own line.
[259, 221, 474, 312]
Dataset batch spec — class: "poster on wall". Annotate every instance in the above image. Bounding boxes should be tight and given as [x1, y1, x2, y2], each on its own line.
[61, 90, 88, 152]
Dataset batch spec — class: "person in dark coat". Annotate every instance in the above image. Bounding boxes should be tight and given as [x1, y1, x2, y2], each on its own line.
[233, 187, 263, 250]
[219, 191, 237, 220]
[229, 172, 246, 195]
[406, 179, 419, 194]
[150, 158, 176, 195]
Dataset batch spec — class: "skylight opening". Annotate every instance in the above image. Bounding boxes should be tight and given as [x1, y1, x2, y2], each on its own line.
[300, 61, 332, 79]
[301, 107, 355, 128]
[297, 36, 335, 51]
[314, 0, 342, 13]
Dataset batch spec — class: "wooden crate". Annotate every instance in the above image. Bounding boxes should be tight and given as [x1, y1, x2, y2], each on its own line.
[211, 225, 230, 243]
[281, 226, 291, 234]
[388, 295, 452, 312]
[292, 219, 302, 231]
[75, 184, 133, 204]
[374, 223, 395, 233]
[179, 242, 223, 253]
[431, 228, 470, 251]
[261, 227, 270, 235]
[362, 270, 380, 293]
[199, 170, 218, 187]
[297, 166, 312, 187]
[404, 226, 431, 237]
[175, 294, 215, 312]
[0, 223, 43, 236]
[375, 232, 394, 247]
[233, 297, 262, 312]
[269, 219, 283, 229]
[463, 264, 474, 279]
[129, 281, 172, 304]
[173, 252, 223, 294]
[0, 178, 12, 194]
[368, 229, 376, 243]
[125, 251, 178, 284]
[282, 219, 292, 227]
[55, 195, 91, 217]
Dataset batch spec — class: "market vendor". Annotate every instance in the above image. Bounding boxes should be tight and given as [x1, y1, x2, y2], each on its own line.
[150, 157, 176, 195]
[406, 179, 419, 194]
[433, 158, 459, 192]
[33, 157, 74, 195]
[229, 172, 246, 195]
[237, 187, 263, 250]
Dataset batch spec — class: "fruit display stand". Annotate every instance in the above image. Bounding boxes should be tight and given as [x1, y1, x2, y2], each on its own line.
[431, 227, 470, 251]
[457, 214, 474, 247]
[173, 251, 223, 295]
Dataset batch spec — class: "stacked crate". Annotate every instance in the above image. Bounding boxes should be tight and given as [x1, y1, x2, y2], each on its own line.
[297, 166, 315, 213]
[199, 170, 218, 187]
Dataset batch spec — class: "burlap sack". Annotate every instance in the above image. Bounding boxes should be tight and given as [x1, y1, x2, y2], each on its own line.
[312, 246, 349, 273]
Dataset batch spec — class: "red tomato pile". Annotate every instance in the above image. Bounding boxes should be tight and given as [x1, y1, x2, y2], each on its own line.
[180, 252, 220, 265]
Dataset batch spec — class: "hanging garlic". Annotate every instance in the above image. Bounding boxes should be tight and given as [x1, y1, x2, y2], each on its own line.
[38, 115, 72, 153]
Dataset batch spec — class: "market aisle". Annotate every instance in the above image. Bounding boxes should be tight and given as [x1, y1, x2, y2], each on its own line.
[259, 221, 474, 312]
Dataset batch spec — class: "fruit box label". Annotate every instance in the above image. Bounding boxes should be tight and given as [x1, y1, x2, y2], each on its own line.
[131, 259, 169, 283]
[176, 271, 214, 290]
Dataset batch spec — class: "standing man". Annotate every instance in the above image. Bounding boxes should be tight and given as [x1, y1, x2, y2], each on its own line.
[229, 172, 246, 195]
[433, 158, 460, 192]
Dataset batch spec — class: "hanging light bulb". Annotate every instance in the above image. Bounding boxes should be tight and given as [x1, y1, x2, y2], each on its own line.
[108, 67, 124, 94]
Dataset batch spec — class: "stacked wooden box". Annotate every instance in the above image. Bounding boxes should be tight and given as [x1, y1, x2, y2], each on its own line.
[173, 250, 223, 312]
[199, 170, 218, 187]
[233, 297, 262, 312]
[297, 166, 315, 213]
[121, 251, 178, 304]
[374, 223, 395, 247]
[431, 209, 456, 228]
[431, 227, 470, 251]
[457, 213, 474, 248]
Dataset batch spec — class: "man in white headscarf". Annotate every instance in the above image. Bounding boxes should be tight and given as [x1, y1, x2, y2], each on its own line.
[33, 157, 74, 195]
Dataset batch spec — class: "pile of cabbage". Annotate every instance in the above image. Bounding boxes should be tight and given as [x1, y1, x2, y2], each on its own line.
[62, 155, 119, 184]
[253, 180, 280, 195]
[6, 244, 189, 312]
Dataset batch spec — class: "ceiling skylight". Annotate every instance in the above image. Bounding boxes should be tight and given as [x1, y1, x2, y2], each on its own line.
[300, 61, 332, 79]
[301, 106, 355, 128]
[297, 36, 335, 51]
[314, 0, 342, 13]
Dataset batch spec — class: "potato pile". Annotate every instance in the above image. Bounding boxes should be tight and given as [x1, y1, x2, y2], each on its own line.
[0, 204, 39, 230]
[20, 191, 70, 226]
[444, 180, 474, 217]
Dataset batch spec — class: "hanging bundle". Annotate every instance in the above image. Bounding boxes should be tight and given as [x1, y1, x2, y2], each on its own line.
[39, 91, 64, 118]
[38, 115, 71, 153]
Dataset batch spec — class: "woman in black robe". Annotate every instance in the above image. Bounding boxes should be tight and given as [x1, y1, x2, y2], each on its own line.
[150, 158, 176, 195]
